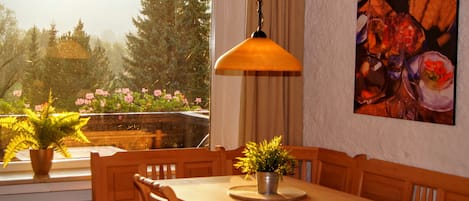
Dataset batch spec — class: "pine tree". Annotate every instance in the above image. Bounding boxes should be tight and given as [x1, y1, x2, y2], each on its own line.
[175, 0, 210, 107]
[23, 26, 47, 106]
[42, 24, 66, 108]
[89, 40, 113, 89]
[123, 0, 210, 106]
[123, 0, 177, 90]
[41, 21, 112, 111]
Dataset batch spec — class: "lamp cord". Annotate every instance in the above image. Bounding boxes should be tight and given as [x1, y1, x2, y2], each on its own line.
[252, 0, 267, 38]
[257, 0, 263, 32]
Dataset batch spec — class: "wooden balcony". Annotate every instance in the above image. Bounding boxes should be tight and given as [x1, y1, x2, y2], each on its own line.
[0, 112, 209, 160]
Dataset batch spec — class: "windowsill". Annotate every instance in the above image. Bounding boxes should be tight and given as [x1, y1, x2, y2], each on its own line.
[0, 146, 123, 195]
[0, 157, 91, 187]
[0, 160, 91, 195]
[0, 166, 90, 186]
[0, 180, 91, 196]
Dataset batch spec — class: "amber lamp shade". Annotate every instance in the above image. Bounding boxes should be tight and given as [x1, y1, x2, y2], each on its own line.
[214, 37, 302, 72]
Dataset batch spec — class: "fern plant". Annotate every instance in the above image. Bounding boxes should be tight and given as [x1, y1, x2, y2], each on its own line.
[0, 93, 90, 167]
[234, 136, 296, 177]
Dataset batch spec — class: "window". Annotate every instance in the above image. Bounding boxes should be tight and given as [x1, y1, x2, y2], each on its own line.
[0, 0, 210, 168]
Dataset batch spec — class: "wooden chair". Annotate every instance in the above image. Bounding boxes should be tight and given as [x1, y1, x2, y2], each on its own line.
[351, 157, 469, 201]
[283, 146, 320, 183]
[91, 145, 469, 201]
[285, 146, 361, 193]
[216, 145, 245, 175]
[133, 174, 181, 201]
[315, 148, 363, 193]
[351, 157, 413, 201]
[409, 165, 469, 201]
[91, 147, 224, 201]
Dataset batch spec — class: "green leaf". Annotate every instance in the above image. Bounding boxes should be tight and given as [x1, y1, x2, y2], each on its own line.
[234, 136, 297, 176]
[0, 92, 90, 167]
[3, 134, 39, 167]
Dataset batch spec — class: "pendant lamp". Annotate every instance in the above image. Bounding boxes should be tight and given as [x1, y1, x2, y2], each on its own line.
[214, 0, 302, 72]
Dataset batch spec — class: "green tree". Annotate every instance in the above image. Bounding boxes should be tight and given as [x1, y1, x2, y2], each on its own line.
[22, 26, 47, 106]
[122, 0, 210, 107]
[42, 24, 65, 108]
[0, 4, 26, 98]
[89, 40, 113, 89]
[90, 38, 127, 89]
[41, 21, 112, 111]
[175, 0, 210, 107]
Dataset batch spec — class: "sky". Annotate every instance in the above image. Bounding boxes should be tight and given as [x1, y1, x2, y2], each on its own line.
[1, 0, 142, 42]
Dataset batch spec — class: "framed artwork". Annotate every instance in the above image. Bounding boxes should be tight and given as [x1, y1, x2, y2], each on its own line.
[354, 0, 459, 125]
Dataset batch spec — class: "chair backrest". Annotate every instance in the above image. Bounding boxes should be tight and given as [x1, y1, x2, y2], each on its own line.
[284, 146, 359, 193]
[91, 147, 223, 201]
[351, 157, 469, 201]
[91, 145, 469, 201]
[352, 157, 413, 201]
[283, 146, 319, 182]
[216, 145, 245, 175]
[133, 174, 180, 201]
[315, 148, 362, 193]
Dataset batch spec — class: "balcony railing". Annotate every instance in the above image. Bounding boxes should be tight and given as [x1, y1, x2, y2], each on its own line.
[0, 111, 210, 162]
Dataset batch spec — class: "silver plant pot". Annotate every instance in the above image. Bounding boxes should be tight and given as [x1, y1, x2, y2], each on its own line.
[256, 172, 279, 194]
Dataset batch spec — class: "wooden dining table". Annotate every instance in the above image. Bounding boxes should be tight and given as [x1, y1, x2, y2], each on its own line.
[156, 175, 371, 201]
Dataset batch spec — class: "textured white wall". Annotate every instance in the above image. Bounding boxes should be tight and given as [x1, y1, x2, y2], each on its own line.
[303, 0, 469, 177]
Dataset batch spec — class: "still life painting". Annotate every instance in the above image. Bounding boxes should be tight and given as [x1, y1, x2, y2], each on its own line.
[354, 0, 458, 125]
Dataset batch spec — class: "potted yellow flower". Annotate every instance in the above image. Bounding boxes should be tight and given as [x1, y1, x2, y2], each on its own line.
[234, 136, 296, 194]
[0, 92, 90, 178]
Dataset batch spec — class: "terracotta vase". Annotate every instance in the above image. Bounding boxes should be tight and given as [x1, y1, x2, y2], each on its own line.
[30, 149, 54, 179]
[256, 172, 279, 194]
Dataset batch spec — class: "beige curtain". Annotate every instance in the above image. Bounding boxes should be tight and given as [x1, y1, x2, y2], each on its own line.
[239, 0, 305, 145]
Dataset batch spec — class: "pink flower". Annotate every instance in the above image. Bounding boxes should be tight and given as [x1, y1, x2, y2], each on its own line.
[142, 88, 148, 93]
[95, 89, 109, 96]
[154, 89, 162, 97]
[12, 90, 22, 97]
[85, 93, 95, 100]
[195, 98, 202, 104]
[34, 105, 43, 112]
[122, 88, 131, 94]
[75, 98, 86, 106]
[124, 94, 134, 103]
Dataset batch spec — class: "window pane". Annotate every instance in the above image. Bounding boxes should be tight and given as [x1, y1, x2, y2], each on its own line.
[0, 0, 211, 163]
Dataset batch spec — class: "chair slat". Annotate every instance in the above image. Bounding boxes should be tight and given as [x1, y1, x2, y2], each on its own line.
[134, 174, 181, 201]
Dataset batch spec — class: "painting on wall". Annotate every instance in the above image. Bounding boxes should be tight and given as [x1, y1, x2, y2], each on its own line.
[354, 0, 459, 125]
